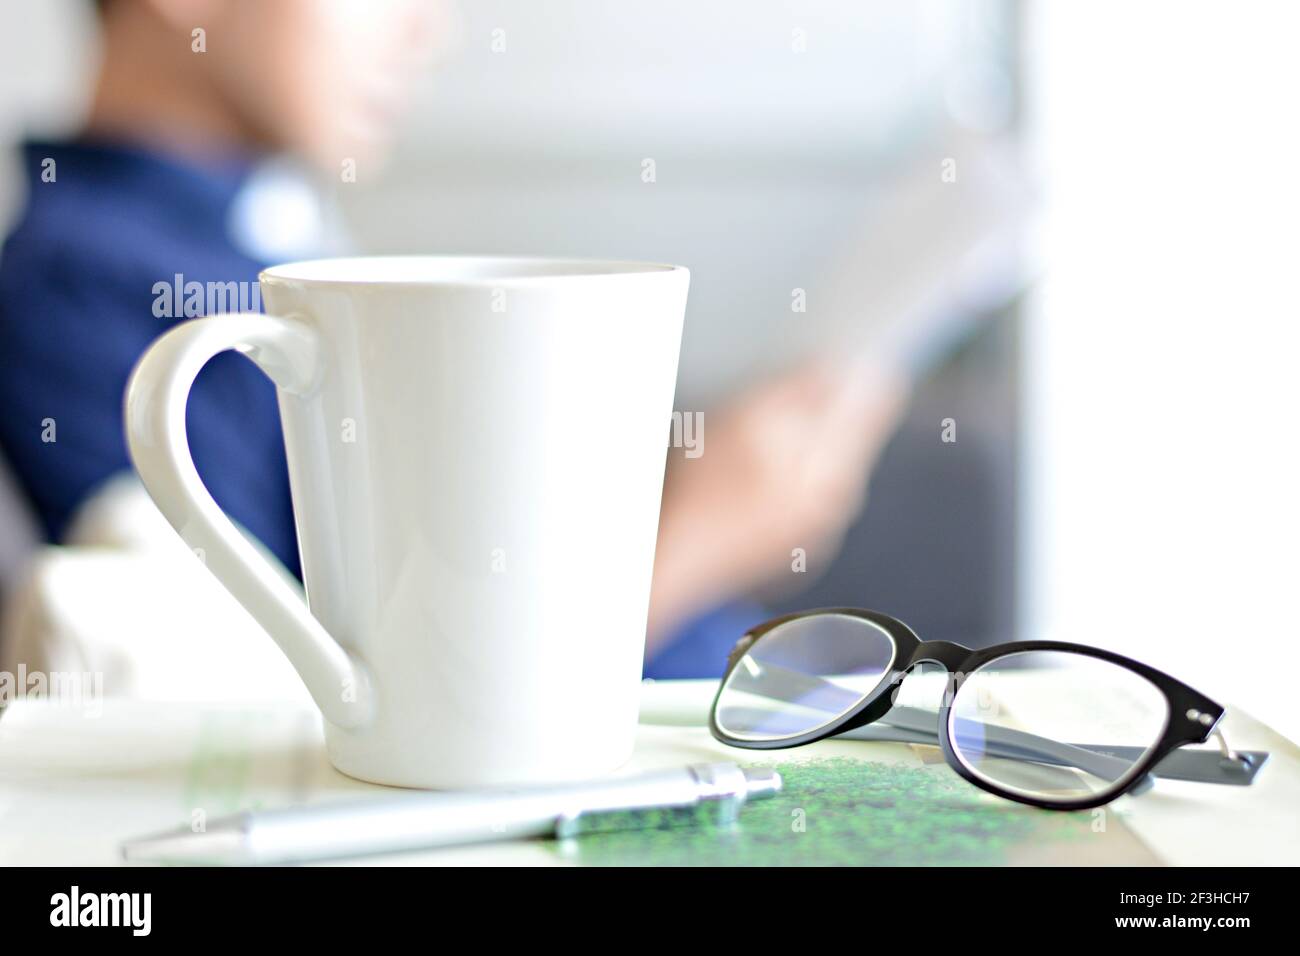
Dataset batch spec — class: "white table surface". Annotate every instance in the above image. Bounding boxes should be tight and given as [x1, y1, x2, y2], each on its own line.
[1, 679, 1295, 866]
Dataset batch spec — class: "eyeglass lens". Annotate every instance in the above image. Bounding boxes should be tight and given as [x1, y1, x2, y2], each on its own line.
[713, 613, 897, 741]
[948, 649, 1170, 802]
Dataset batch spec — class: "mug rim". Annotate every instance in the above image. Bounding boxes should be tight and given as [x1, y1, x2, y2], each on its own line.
[260, 254, 685, 288]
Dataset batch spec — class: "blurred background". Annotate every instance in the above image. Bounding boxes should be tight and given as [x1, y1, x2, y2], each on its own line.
[1, 0, 1296, 738]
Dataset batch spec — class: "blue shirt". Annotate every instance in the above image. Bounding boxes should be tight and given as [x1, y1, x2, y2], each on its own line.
[0, 137, 760, 677]
[0, 138, 300, 575]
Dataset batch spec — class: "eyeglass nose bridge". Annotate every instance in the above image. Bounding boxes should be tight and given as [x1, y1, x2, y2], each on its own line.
[899, 639, 972, 673]
[876, 640, 975, 712]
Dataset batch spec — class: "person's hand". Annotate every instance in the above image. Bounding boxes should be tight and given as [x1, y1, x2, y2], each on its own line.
[647, 356, 908, 649]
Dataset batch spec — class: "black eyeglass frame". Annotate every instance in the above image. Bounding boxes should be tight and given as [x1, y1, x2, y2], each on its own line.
[708, 607, 1234, 810]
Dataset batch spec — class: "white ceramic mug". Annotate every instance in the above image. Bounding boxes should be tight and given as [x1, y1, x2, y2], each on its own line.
[125, 256, 689, 788]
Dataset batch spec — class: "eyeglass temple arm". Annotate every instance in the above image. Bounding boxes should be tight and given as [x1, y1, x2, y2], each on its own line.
[725, 664, 1142, 785]
[871, 706, 1144, 788]
[725, 662, 1265, 786]
[847, 707, 1265, 786]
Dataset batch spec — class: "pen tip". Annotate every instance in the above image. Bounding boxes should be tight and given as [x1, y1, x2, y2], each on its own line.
[120, 819, 249, 865]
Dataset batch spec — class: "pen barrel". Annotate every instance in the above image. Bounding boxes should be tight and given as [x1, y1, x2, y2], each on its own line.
[248, 766, 716, 863]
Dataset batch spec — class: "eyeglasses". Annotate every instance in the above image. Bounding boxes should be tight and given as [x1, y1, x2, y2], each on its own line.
[708, 608, 1268, 810]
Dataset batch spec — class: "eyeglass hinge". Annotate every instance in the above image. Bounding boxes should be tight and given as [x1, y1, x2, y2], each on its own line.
[1210, 727, 1256, 770]
[1187, 709, 1253, 770]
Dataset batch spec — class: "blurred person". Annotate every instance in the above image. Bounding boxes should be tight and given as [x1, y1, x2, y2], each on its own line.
[0, 0, 904, 679]
[648, 359, 904, 669]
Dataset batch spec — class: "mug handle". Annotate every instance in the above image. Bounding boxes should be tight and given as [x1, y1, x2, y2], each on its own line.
[124, 314, 371, 728]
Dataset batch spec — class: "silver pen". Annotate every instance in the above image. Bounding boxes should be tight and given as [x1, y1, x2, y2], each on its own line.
[121, 762, 781, 865]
